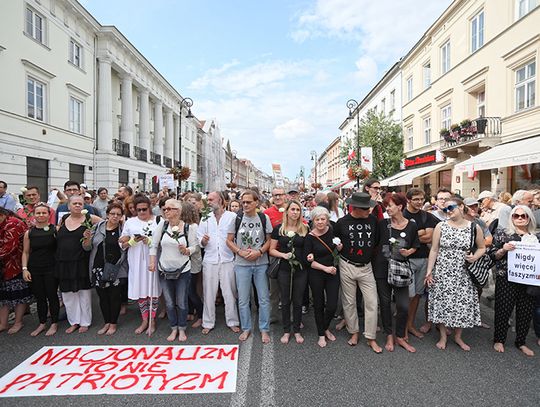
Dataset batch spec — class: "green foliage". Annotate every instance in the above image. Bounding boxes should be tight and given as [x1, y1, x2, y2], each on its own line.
[340, 109, 403, 179]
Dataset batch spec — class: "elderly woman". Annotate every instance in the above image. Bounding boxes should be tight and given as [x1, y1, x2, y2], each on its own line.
[490, 205, 539, 356]
[304, 206, 342, 348]
[425, 196, 485, 351]
[22, 203, 59, 336]
[269, 200, 309, 344]
[55, 195, 101, 333]
[84, 202, 127, 335]
[374, 193, 419, 353]
[149, 199, 198, 342]
[0, 208, 32, 334]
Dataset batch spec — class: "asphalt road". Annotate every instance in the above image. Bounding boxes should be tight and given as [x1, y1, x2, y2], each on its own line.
[1, 294, 539, 407]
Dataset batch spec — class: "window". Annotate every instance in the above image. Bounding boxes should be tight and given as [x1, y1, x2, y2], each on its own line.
[118, 169, 129, 186]
[69, 97, 83, 134]
[423, 62, 431, 89]
[517, 0, 538, 19]
[27, 77, 45, 121]
[27, 157, 48, 196]
[69, 39, 82, 68]
[69, 164, 84, 184]
[184, 150, 190, 167]
[407, 127, 414, 151]
[471, 10, 484, 53]
[406, 76, 413, 102]
[423, 117, 431, 145]
[25, 7, 44, 44]
[477, 91, 486, 117]
[441, 41, 451, 74]
[441, 105, 452, 130]
[380, 98, 386, 114]
[515, 61, 536, 111]
[390, 90, 396, 111]
[136, 95, 140, 111]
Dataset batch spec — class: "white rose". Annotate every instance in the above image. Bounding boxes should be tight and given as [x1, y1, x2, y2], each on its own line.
[239, 228, 246, 234]
[20, 187, 28, 193]
[279, 207, 285, 213]
[287, 231, 296, 238]
[389, 237, 397, 244]
[81, 209, 88, 215]
[43, 226, 50, 232]
[400, 232, 406, 238]
[332, 237, 341, 245]
[171, 226, 180, 233]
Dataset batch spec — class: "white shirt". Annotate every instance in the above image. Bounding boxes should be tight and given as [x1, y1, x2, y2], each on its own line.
[197, 210, 236, 264]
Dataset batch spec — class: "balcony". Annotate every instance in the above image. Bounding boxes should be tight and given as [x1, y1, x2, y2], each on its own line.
[134, 146, 147, 162]
[113, 139, 130, 158]
[150, 152, 161, 166]
[440, 117, 502, 158]
[164, 157, 173, 168]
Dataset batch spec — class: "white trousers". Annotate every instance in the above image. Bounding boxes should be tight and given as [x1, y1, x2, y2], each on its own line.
[202, 261, 239, 329]
[62, 289, 92, 327]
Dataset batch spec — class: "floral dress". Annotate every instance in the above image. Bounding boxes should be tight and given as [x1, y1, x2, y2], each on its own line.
[428, 222, 481, 328]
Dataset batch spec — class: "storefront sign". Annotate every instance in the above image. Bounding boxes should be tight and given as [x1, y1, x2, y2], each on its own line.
[0, 345, 239, 397]
[507, 242, 540, 286]
[404, 150, 443, 169]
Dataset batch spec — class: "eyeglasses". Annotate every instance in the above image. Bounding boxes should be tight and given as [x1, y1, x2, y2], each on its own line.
[242, 201, 254, 205]
[273, 193, 284, 197]
[136, 207, 149, 212]
[512, 213, 528, 220]
[162, 207, 179, 212]
[442, 204, 458, 213]
[370, 186, 381, 191]
[108, 212, 123, 217]
[65, 188, 80, 193]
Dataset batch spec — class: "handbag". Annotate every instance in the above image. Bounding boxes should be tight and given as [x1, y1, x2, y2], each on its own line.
[466, 222, 493, 288]
[387, 258, 413, 287]
[158, 260, 190, 280]
[267, 256, 281, 279]
[100, 240, 121, 282]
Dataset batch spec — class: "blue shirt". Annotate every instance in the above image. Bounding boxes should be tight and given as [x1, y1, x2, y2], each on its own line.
[0, 193, 17, 211]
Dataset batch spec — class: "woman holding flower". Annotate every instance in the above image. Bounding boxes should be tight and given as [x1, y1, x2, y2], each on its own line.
[269, 200, 309, 344]
[304, 206, 342, 347]
[55, 195, 101, 333]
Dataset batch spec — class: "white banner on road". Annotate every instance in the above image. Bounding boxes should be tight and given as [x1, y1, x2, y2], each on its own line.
[507, 242, 540, 286]
[0, 345, 239, 397]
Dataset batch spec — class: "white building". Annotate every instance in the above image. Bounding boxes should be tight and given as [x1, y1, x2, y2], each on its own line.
[199, 119, 225, 192]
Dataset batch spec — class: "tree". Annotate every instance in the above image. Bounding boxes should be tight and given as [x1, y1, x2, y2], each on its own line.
[340, 109, 403, 179]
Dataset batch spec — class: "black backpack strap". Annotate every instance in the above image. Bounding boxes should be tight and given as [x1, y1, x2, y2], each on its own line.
[184, 222, 190, 247]
[159, 221, 169, 244]
[234, 213, 243, 241]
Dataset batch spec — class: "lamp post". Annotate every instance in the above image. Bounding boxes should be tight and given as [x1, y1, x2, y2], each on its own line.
[230, 149, 237, 190]
[178, 97, 194, 192]
[346, 99, 361, 189]
[310, 150, 318, 191]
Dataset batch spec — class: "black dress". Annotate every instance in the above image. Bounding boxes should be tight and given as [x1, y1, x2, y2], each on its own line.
[55, 224, 91, 292]
[28, 225, 57, 275]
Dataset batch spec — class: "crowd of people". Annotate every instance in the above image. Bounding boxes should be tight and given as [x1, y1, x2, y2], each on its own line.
[0, 178, 539, 356]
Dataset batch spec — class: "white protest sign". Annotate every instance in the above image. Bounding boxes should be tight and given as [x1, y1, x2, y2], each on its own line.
[0, 345, 238, 397]
[158, 174, 175, 189]
[507, 242, 540, 286]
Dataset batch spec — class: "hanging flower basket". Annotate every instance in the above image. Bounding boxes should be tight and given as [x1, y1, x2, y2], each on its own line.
[226, 182, 237, 189]
[311, 182, 322, 190]
[347, 164, 369, 180]
[168, 166, 191, 181]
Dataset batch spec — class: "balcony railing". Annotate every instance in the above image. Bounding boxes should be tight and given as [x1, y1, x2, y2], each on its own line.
[150, 152, 161, 166]
[113, 139, 130, 157]
[440, 117, 502, 148]
[164, 157, 173, 168]
[134, 146, 147, 162]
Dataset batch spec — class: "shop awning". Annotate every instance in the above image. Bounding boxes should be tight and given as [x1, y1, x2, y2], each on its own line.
[388, 162, 449, 186]
[327, 179, 350, 190]
[380, 168, 418, 187]
[455, 136, 540, 172]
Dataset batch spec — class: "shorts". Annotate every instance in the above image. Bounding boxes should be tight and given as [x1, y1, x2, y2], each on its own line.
[408, 257, 428, 297]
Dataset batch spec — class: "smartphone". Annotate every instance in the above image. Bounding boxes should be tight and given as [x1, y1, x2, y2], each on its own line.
[134, 234, 142, 239]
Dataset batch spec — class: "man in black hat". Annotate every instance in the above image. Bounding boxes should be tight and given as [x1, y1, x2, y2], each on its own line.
[334, 192, 382, 352]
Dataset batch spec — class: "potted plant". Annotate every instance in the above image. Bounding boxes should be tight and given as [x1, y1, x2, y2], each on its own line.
[439, 128, 453, 142]
[168, 166, 191, 181]
[347, 164, 370, 181]
[475, 117, 487, 134]
[460, 119, 472, 128]
[450, 123, 461, 133]
[226, 182, 237, 189]
[311, 182, 322, 190]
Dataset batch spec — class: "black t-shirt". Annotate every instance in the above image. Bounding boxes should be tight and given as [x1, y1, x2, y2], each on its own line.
[93, 227, 122, 269]
[334, 213, 379, 263]
[403, 208, 439, 258]
[271, 225, 306, 270]
[373, 219, 420, 279]
[304, 229, 336, 268]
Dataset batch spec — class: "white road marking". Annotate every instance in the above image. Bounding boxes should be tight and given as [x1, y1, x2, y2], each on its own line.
[260, 338, 276, 407]
[229, 336, 253, 407]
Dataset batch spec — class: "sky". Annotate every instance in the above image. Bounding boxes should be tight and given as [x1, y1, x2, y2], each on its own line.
[82, 0, 452, 181]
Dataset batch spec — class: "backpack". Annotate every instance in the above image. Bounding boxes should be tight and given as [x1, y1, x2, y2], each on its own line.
[234, 210, 268, 243]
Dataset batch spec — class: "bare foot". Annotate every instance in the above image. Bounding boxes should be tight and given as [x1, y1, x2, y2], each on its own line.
[480, 322, 490, 329]
[158, 310, 167, 319]
[518, 345, 535, 357]
[336, 319, 347, 331]
[120, 304, 127, 316]
[30, 323, 47, 337]
[78, 326, 89, 333]
[239, 330, 251, 341]
[106, 324, 117, 335]
[419, 322, 432, 334]
[261, 332, 271, 344]
[367, 339, 383, 353]
[454, 337, 471, 351]
[202, 328, 212, 335]
[135, 320, 148, 335]
[493, 342, 505, 353]
[8, 323, 24, 335]
[45, 323, 58, 336]
[385, 335, 395, 352]
[167, 329, 178, 342]
[65, 324, 80, 334]
[436, 338, 447, 350]
[146, 321, 156, 336]
[191, 318, 202, 328]
[0, 325, 7, 333]
[325, 330, 336, 341]
[178, 330, 187, 342]
[408, 327, 424, 339]
[317, 336, 327, 348]
[280, 333, 290, 344]
[294, 333, 304, 344]
[229, 326, 240, 333]
[396, 337, 416, 353]
[97, 324, 110, 335]
[348, 333, 359, 346]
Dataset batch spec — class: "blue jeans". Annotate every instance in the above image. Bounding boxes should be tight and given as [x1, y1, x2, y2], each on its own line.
[235, 264, 270, 332]
[160, 272, 191, 329]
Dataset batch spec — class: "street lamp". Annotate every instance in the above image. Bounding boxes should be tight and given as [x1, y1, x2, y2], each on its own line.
[346, 99, 361, 188]
[230, 149, 237, 189]
[310, 150, 318, 191]
[178, 96, 194, 192]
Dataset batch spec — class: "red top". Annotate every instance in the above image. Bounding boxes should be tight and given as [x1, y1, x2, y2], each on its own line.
[264, 205, 284, 228]
[17, 204, 56, 227]
[0, 216, 28, 281]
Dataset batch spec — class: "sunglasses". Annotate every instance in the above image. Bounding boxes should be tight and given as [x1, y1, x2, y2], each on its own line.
[162, 207, 178, 212]
[242, 201, 254, 205]
[512, 213, 528, 220]
[442, 204, 458, 213]
[136, 207, 149, 212]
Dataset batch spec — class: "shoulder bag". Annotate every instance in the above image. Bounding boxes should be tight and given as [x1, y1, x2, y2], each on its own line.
[267, 256, 281, 279]
[101, 233, 121, 282]
[385, 221, 413, 287]
[465, 222, 493, 288]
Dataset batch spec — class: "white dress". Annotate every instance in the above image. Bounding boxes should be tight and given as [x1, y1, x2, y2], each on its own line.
[121, 217, 162, 300]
